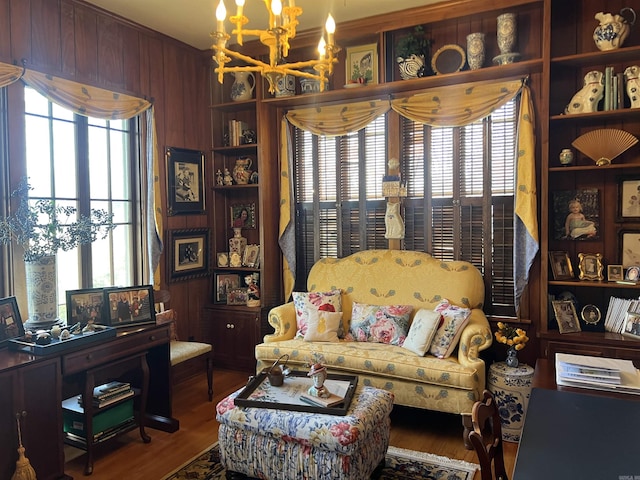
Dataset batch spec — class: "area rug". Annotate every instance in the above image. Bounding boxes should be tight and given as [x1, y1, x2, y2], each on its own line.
[163, 443, 478, 480]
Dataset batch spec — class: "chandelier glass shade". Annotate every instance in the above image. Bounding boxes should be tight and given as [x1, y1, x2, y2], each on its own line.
[211, 0, 340, 94]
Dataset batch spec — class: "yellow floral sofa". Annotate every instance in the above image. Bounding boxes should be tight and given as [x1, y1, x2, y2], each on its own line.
[255, 249, 493, 415]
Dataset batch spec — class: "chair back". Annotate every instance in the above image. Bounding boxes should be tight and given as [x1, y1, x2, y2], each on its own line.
[468, 389, 509, 480]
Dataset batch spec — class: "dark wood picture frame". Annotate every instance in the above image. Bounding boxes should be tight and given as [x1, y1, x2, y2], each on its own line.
[0, 296, 25, 348]
[619, 229, 640, 268]
[66, 288, 106, 326]
[166, 146, 205, 215]
[167, 228, 210, 282]
[215, 273, 241, 304]
[103, 285, 155, 327]
[617, 175, 640, 222]
[549, 251, 574, 280]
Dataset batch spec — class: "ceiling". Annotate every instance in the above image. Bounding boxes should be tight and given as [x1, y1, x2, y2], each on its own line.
[83, 0, 441, 50]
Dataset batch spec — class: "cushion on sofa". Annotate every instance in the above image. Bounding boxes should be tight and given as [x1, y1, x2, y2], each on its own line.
[349, 302, 412, 345]
[293, 290, 342, 339]
[304, 310, 343, 342]
[401, 309, 441, 356]
[429, 299, 471, 358]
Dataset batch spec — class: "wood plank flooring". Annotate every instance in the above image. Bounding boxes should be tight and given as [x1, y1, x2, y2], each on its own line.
[63, 368, 518, 479]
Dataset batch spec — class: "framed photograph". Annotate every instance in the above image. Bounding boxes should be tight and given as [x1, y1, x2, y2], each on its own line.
[217, 252, 229, 267]
[626, 266, 640, 282]
[617, 175, 640, 221]
[622, 311, 640, 338]
[230, 203, 256, 229]
[0, 296, 25, 348]
[166, 146, 205, 215]
[552, 189, 599, 240]
[104, 285, 155, 327]
[551, 300, 582, 334]
[66, 288, 106, 325]
[227, 287, 248, 306]
[549, 251, 574, 280]
[620, 230, 640, 268]
[608, 264, 624, 281]
[167, 228, 210, 282]
[577, 252, 603, 281]
[345, 43, 378, 85]
[243, 244, 260, 268]
[215, 273, 241, 304]
[580, 304, 601, 325]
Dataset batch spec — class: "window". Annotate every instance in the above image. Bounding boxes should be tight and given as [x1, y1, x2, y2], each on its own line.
[23, 86, 142, 315]
[292, 100, 517, 317]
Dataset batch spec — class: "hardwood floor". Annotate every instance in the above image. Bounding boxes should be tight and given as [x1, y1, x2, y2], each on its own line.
[63, 368, 518, 479]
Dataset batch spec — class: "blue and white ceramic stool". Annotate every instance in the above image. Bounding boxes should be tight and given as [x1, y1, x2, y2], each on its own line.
[487, 362, 535, 443]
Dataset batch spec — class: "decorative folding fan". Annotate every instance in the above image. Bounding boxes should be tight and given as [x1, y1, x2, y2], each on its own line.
[571, 128, 639, 166]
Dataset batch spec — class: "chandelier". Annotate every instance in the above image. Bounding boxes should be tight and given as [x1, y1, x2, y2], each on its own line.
[211, 0, 340, 94]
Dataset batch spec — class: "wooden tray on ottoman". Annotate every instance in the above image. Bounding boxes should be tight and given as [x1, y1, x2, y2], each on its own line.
[234, 371, 358, 416]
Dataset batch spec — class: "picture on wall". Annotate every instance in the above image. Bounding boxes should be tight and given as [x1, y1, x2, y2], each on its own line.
[619, 230, 640, 268]
[167, 228, 211, 282]
[552, 189, 600, 240]
[166, 146, 205, 215]
[230, 203, 256, 229]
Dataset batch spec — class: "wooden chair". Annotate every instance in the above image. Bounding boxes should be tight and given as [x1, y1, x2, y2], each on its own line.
[468, 389, 508, 480]
[155, 308, 213, 401]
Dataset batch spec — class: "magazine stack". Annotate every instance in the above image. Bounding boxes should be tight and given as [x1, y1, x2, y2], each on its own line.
[555, 352, 640, 395]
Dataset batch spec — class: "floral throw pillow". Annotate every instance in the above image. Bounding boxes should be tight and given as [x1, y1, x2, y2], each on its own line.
[401, 309, 441, 356]
[292, 290, 342, 339]
[429, 299, 471, 359]
[349, 302, 413, 345]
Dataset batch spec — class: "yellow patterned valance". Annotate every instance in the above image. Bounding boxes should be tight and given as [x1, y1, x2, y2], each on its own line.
[286, 99, 390, 137]
[22, 70, 150, 120]
[390, 78, 524, 127]
[0, 62, 23, 88]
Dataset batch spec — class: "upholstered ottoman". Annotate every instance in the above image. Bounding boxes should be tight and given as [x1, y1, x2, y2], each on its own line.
[215, 386, 394, 480]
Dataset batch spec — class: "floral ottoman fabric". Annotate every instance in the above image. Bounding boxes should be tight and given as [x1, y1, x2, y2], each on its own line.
[216, 386, 394, 479]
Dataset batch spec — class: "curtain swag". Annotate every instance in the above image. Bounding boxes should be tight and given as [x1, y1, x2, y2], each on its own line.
[280, 77, 538, 312]
[0, 61, 163, 286]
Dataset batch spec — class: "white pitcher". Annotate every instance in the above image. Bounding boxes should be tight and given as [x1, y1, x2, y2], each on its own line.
[230, 72, 255, 101]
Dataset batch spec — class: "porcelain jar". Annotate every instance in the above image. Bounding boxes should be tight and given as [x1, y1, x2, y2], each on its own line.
[275, 74, 296, 97]
[232, 157, 253, 185]
[559, 148, 574, 166]
[594, 8, 636, 51]
[230, 72, 255, 101]
[25, 255, 59, 329]
[466, 32, 485, 70]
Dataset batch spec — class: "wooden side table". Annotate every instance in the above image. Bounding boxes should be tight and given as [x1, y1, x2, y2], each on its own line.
[487, 361, 535, 442]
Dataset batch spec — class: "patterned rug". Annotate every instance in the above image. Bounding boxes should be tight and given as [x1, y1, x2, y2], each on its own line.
[163, 443, 478, 480]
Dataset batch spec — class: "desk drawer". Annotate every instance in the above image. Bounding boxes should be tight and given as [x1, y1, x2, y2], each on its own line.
[63, 327, 170, 375]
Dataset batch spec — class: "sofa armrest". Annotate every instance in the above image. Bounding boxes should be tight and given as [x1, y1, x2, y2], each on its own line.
[263, 302, 297, 342]
[457, 310, 493, 397]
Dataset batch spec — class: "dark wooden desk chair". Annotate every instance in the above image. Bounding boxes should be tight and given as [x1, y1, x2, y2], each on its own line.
[468, 389, 508, 480]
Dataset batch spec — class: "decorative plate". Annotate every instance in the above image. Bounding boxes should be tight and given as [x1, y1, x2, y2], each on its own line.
[431, 44, 466, 75]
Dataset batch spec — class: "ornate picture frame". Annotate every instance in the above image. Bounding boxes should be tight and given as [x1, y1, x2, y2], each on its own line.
[167, 228, 210, 282]
[549, 251, 574, 280]
[577, 252, 603, 281]
[345, 43, 378, 85]
[66, 287, 106, 326]
[227, 287, 248, 306]
[243, 244, 260, 268]
[166, 146, 205, 215]
[0, 296, 25, 348]
[551, 300, 581, 334]
[103, 285, 155, 328]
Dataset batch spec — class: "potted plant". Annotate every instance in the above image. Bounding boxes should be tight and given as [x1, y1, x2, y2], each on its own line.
[395, 25, 432, 80]
[0, 178, 116, 328]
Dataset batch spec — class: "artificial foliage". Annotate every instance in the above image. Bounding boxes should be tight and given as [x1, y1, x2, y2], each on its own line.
[0, 178, 116, 261]
[395, 25, 432, 59]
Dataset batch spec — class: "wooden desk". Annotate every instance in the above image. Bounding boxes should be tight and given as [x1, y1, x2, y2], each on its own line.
[513, 388, 640, 479]
[0, 323, 178, 479]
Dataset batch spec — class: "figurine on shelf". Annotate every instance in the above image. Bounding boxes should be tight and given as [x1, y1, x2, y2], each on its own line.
[564, 70, 604, 114]
[216, 169, 223, 186]
[223, 168, 233, 186]
[307, 363, 330, 398]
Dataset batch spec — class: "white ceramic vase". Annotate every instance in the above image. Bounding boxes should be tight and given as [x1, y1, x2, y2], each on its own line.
[230, 72, 255, 101]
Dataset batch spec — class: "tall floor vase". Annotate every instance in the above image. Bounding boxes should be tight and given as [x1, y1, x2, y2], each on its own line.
[24, 255, 60, 330]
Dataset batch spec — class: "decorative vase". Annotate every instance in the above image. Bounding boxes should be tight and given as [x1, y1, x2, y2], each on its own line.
[505, 346, 519, 368]
[229, 228, 247, 257]
[24, 255, 60, 329]
[232, 157, 253, 185]
[494, 13, 520, 65]
[488, 362, 535, 442]
[593, 8, 636, 51]
[559, 148, 574, 166]
[397, 54, 426, 80]
[275, 74, 296, 97]
[230, 72, 255, 102]
[466, 32, 485, 70]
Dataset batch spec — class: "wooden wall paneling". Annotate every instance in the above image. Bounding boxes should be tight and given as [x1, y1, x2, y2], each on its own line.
[163, 43, 187, 147]
[30, 0, 62, 72]
[97, 14, 124, 88]
[0, 0, 11, 61]
[74, 4, 99, 83]
[9, 0, 31, 64]
[60, 0, 77, 77]
[122, 26, 142, 94]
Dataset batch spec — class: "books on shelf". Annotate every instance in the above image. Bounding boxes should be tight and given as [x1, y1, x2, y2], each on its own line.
[555, 353, 640, 395]
[228, 119, 249, 147]
[78, 381, 135, 408]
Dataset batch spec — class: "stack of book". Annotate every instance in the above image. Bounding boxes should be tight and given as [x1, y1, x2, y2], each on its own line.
[227, 119, 249, 146]
[80, 381, 135, 409]
[555, 352, 640, 394]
